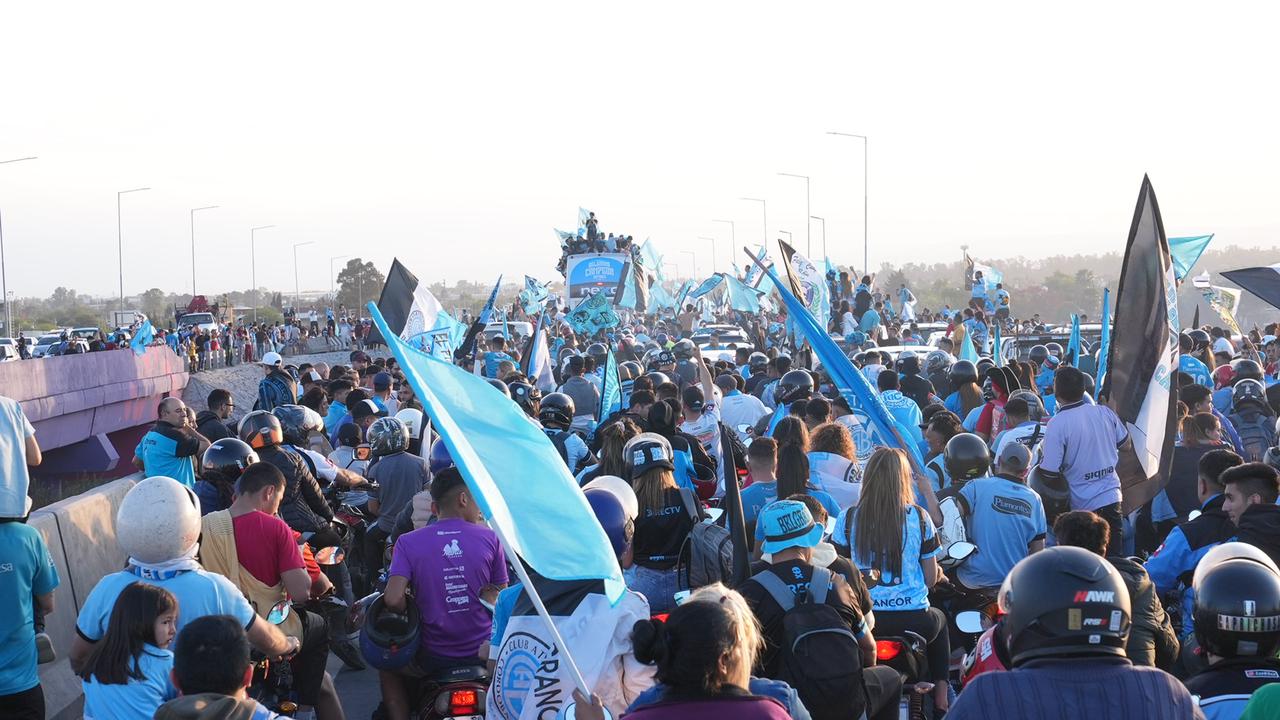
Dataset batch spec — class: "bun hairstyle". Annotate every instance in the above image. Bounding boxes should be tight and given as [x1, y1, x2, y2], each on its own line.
[631, 586, 760, 696]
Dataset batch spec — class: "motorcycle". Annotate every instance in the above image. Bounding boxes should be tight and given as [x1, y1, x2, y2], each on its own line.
[249, 600, 300, 716]
[957, 610, 1009, 688]
[861, 568, 937, 720]
[418, 665, 490, 720]
[324, 480, 379, 598]
[309, 545, 367, 671]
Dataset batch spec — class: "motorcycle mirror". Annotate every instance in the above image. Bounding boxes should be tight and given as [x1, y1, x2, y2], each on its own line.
[314, 546, 345, 565]
[563, 702, 615, 720]
[1187, 509, 1202, 522]
[862, 568, 882, 588]
[736, 423, 753, 435]
[955, 610, 987, 635]
[948, 541, 978, 561]
[266, 600, 291, 625]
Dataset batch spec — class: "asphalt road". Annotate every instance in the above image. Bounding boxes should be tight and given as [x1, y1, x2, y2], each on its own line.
[329, 655, 381, 719]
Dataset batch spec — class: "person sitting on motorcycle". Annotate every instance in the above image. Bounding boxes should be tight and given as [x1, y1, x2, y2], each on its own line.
[274, 404, 368, 490]
[155, 615, 290, 720]
[195, 438, 259, 516]
[740, 499, 903, 720]
[486, 485, 656, 720]
[363, 417, 430, 600]
[946, 546, 1201, 720]
[832, 447, 952, 713]
[1053, 511, 1179, 670]
[196, 462, 338, 720]
[953, 442, 1047, 595]
[380, 467, 507, 720]
[1145, 449, 1243, 639]
[239, 412, 338, 549]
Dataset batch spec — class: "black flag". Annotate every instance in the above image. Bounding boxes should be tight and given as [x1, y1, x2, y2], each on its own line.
[1191, 305, 1200, 331]
[1101, 176, 1179, 514]
[1222, 264, 1280, 312]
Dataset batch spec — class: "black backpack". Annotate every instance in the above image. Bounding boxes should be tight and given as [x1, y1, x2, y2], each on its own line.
[750, 566, 867, 720]
[676, 488, 734, 589]
[1228, 408, 1275, 463]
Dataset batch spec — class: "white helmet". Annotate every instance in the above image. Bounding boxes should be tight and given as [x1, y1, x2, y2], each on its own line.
[117, 477, 202, 564]
[581, 475, 639, 522]
[395, 408, 425, 440]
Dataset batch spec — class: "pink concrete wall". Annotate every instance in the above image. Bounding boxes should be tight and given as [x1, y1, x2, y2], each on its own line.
[0, 347, 188, 451]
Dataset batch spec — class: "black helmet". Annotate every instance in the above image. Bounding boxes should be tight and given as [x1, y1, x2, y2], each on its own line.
[507, 381, 541, 417]
[1233, 378, 1267, 411]
[1000, 546, 1131, 666]
[586, 343, 609, 365]
[948, 360, 978, 386]
[944, 432, 991, 482]
[539, 392, 575, 429]
[1179, 331, 1194, 353]
[367, 417, 409, 457]
[672, 339, 696, 360]
[924, 350, 951, 374]
[1188, 329, 1212, 352]
[238, 411, 283, 450]
[1193, 558, 1280, 659]
[775, 370, 814, 405]
[271, 404, 324, 446]
[359, 593, 421, 670]
[896, 350, 920, 374]
[1231, 358, 1265, 384]
[486, 378, 512, 398]
[201, 438, 259, 484]
[619, 361, 642, 381]
[976, 358, 995, 377]
[1046, 342, 1064, 358]
[622, 433, 674, 479]
[1029, 345, 1049, 365]
[749, 351, 769, 370]
[1027, 465, 1071, 525]
[643, 371, 671, 387]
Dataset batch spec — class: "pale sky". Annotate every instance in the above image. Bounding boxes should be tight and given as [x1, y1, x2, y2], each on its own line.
[2, 1, 1278, 300]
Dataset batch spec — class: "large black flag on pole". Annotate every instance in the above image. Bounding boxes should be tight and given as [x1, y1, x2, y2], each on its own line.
[1100, 176, 1180, 514]
[1221, 264, 1280, 313]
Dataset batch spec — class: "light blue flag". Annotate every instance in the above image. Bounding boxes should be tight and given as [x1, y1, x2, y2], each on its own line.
[1169, 234, 1214, 280]
[825, 257, 837, 276]
[1097, 288, 1112, 391]
[130, 319, 154, 356]
[673, 279, 695, 311]
[958, 329, 980, 363]
[993, 324, 1003, 367]
[478, 275, 503, 325]
[639, 238, 663, 276]
[687, 274, 725, 301]
[1066, 314, 1081, 366]
[367, 302, 626, 602]
[747, 253, 926, 470]
[616, 263, 640, 310]
[725, 274, 763, 314]
[578, 207, 592, 231]
[599, 350, 622, 420]
[502, 310, 510, 341]
[743, 245, 768, 287]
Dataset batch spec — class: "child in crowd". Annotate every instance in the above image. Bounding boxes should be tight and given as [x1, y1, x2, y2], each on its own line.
[78, 582, 179, 720]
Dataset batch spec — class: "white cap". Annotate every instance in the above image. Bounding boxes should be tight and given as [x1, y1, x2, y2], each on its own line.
[261, 351, 283, 366]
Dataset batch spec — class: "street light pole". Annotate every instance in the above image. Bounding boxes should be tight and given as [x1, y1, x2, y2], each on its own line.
[778, 172, 811, 256]
[698, 237, 718, 274]
[810, 215, 827, 259]
[680, 250, 698, 279]
[293, 241, 315, 308]
[250, 225, 276, 322]
[0, 156, 38, 336]
[827, 131, 869, 273]
[117, 187, 151, 312]
[712, 219, 736, 268]
[778, 230, 793, 245]
[189, 205, 219, 297]
[329, 255, 350, 299]
[739, 198, 767, 249]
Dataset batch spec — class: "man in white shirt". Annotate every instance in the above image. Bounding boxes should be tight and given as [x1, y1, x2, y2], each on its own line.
[991, 396, 1045, 460]
[678, 346, 725, 495]
[715, 374, 768, 444]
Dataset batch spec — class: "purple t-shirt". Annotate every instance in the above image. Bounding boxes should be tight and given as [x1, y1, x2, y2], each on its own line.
[1039, 400, 1128, 512]
[389, 518, 508, 658]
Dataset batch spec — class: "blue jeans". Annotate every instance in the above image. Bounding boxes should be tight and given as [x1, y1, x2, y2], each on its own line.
[625, 565, 685, 614]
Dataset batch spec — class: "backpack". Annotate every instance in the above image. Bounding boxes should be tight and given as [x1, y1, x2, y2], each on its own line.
[1228, 409, 1275, 463]
[749, 566, 867, 720]
[547, 429, 571, 466]
[676, 488, 734, 589]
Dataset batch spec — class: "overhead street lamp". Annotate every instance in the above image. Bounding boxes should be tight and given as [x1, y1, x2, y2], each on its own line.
[810, 215, 827, 260]
[680, 250, 698, 279]
[189, 205, 219, 297]
[777, 172, 811, 256]
[117, 187, 151, 312]
[739, 197, 767, 249]
[712, 219, 735, 269]
[779, 230, 793, 244]
[250, 225, 276, 322]
[329, 255, 350, 297]
[0, 155, 37, 336]
[293, 241, 315, 308]
[828, 131, 869, 273]
[698, 237, 718, 274]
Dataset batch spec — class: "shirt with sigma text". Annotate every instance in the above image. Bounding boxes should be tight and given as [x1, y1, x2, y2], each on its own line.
[1038, 401, 1128, 512]
[0, 396, 36, 518]
[82, 644, 178, 720]
[834, 503, 940, 612]
[957, 476, 1047, 590]
[135, 421, 202, 488]
[0, 523, 59, 695]
[389, 518, 508, 658]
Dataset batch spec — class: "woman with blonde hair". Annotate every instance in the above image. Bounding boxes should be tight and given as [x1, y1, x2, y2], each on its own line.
[808, 421, 862, 510]
[577, 419, 641, 486]
[833, 447, 950, 712]
[624, 433, 704, 613]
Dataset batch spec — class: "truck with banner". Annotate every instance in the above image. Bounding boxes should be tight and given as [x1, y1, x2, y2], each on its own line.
[565, 252, 629, 300]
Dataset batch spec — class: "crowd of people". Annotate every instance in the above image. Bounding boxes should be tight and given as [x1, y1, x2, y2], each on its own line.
[6, 254, 1280, 720]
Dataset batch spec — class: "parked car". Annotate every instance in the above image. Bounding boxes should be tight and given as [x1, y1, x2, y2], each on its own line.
[31, 333, 63, 358]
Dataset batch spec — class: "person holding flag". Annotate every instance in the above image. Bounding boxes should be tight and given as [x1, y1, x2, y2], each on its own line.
[678, 344, 726, 497]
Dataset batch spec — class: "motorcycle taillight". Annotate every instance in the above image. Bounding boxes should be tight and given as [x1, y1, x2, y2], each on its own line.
[876, 639, 903, 661]
[449, 688, 479, 715]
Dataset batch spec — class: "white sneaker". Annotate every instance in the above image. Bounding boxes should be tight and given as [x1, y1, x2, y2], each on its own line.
[36, 632, 55, 664]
